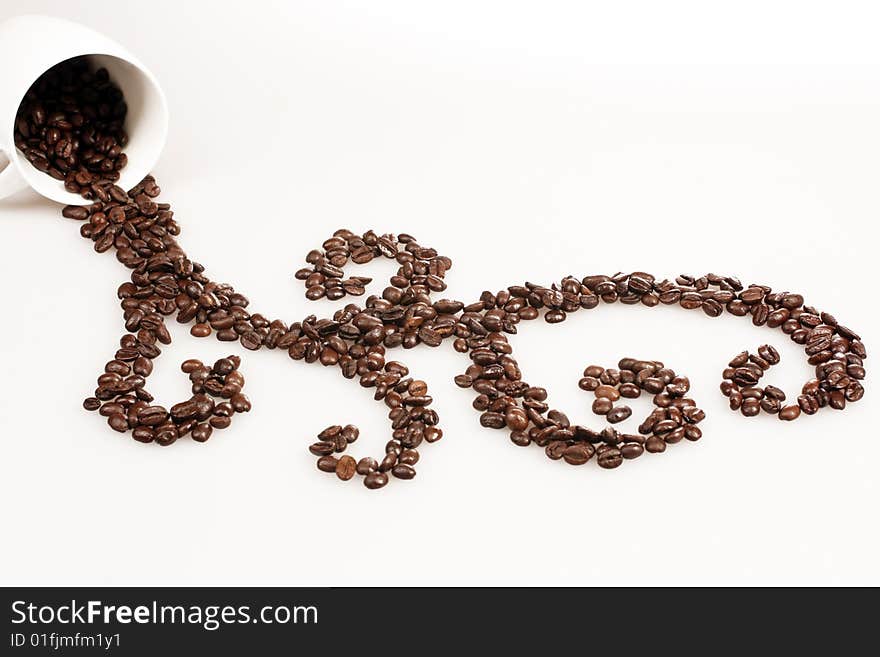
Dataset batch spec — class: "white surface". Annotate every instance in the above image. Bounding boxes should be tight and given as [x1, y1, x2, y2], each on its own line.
[0, 14, 168, 204]
[0, 0, 878, 586]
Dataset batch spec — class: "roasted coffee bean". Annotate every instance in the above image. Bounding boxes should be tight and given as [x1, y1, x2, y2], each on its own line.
[618, 383, 640, 399]
[797, 394, 819, 415]
[379, 452, 398, 472]
[191, 323, 211, 338]
[544, 441, 568, 460]
[778, 404, 801, 421]
[155, 424, 179, 446]
[354, 457, 378, 475]
[132, 426, 155, 443]
[594, 385, 620, 401]
[340, 424, 359, 444]
[191, 423, 213, 442]
[620, 442, 643, 459]
[606, 406, 632, 424]
[741, 387, 764, 400]
[758, 344, 780, 365]
[505, 407, 529, 431]
[309, 441, 335, 456]
[317, 455, 339, 473]
[480, 412, 505, 429]
[596, 447, 623, 469]
[829, 390, 846, 410]
[138, 405, 168, 426]
[741, 398, 761, 417]
[364, 472, 389, 489]
[764, 385, 785, 401]
[591, 398, 613, 415]
[391, 464, 416, 479]
[335, 455, 357, 480]
[563, 443, 594, 465]
[107, 413, 128, 432]
[645, 436, 666, 453]
[845, 382, 864, 402]
[578, 376, 600, 391]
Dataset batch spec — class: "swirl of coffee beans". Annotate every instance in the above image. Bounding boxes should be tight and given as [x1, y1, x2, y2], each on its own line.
[13, 58, 868, 489]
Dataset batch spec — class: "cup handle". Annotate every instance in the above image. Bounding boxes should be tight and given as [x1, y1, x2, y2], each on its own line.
[0, 147, 28, 200]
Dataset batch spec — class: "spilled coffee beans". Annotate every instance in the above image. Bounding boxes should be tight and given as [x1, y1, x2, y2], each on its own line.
[16, 57, 869, 490]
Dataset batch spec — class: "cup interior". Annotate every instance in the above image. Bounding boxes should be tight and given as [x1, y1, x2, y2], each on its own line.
[12, 54, 168, 206]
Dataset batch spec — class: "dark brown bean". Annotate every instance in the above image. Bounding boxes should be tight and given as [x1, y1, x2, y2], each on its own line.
[606, 406, 632, 424]
[778, 405, 801, 421]
[563, 443, 594, 465]
[391, 464, 416, 479]
[364, 472, 389, 489]
[597, 447, 623, 469]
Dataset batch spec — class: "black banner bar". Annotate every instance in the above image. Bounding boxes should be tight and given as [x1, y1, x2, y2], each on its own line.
[1, 587, 872, 654]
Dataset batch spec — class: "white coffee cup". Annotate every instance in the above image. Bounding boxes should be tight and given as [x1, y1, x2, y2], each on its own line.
[0, 14, 168, 205]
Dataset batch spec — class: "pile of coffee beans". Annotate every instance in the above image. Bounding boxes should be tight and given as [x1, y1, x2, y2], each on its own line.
[14, 57, 128, 195]
[576, 360, 705, 458]
[15, 58, 868, 489]
[720, 340, 864, 419]
[310, 423, 419, 489]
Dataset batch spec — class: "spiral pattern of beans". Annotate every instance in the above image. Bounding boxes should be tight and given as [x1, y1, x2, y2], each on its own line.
[15, 58, 868, 490]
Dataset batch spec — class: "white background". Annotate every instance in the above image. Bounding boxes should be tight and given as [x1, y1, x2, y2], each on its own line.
[0, 0, 878, 585]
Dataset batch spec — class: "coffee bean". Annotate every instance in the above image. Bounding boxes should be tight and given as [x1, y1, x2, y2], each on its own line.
[764, 385, 785, 401]
[594, 385, 621, 401]
[190, 423, 213, 442]
[845, 382, 864, 402]
[645, 436, 666, 453]
[597, 447, 623, 469]
[592, 398, 613, 415]
[391, 464, 416, 479]
[339, 424, 359, 444]
[741, 398, 761, 417]
[155, 424, 179, 446]
[618, 383, 640, 398]
[563, 443, 594, 465]
[544, 441, 567, 460]
[364, 472, 389, 489]
[505, 407, 529, 431]
[578, 376, 600, 391]
[829, 391, 846, 410]
[309, 441, 335, 456]
[138, 405, 168, 426]
[606, 406, 632, 424]
[379, 452, 397, 472]
[317, 455, 339, 473]
[480, 412, 505, 429]
[107, 413, 128, 432]
[335, 455, 357, 480]
[352, 457, 376, 475]
[778, 404, 801, 421]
